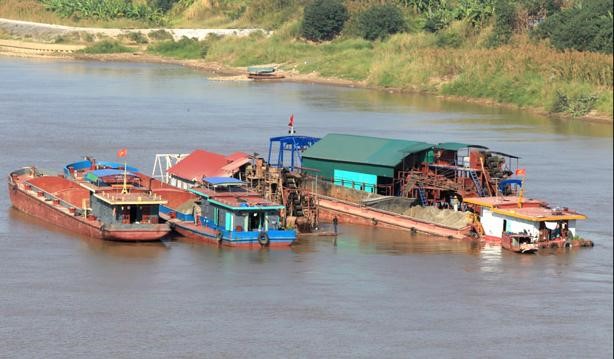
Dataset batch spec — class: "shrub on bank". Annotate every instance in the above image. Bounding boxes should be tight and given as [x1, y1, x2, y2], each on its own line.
[79, 40, 133, 54]
[148, 29, 174, 41]
[357, 4, 406, 41]
[301, 0, 348, 41]
[486, 0, 516, 47]
[532, 0, 613, 54]
[147, 37, 209, 59]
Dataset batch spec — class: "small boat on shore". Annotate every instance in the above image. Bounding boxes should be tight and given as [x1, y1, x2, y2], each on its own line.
[247, 66, 285, 80]
[8, 161, 170, 242]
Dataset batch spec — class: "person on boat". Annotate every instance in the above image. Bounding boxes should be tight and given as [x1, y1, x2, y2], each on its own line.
[552, 222, 561, 239]
[193, 201, 202, 226]
[332, 216, 338, 235]
[451, 195, 459, 212]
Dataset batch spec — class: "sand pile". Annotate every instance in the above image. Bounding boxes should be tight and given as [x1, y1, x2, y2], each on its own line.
[402, 206, 470, 230]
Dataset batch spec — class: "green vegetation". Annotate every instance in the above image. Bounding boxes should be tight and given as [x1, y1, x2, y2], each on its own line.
[148, 29, 174, 41]
[532, 0, 613, 54]
[486, 0, 515, 47]
[301, 0, 348, 41]
[125, 32, 149, 44]
[79, 40, 133, 54]
[147, 37, 210, 59]
[39, 0, 167, 25]
[357, 4, 406, 40]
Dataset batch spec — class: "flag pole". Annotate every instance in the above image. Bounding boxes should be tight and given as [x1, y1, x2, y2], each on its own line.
[122, 159, 128, 194]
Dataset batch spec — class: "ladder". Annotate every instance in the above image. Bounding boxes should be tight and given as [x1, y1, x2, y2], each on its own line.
[417, 184, 428, 206]
[469, 170, 485, 197]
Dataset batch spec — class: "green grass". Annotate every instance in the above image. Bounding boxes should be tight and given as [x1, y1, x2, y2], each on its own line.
[79, 40, 133, 54]
[204, 31, 612, 118]
[147, 38, 205, 59]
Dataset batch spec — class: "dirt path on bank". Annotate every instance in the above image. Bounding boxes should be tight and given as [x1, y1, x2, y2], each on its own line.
[0, 17, 265, 42]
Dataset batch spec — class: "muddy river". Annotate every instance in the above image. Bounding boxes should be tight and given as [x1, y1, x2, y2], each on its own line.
[0, 57, 612, 358]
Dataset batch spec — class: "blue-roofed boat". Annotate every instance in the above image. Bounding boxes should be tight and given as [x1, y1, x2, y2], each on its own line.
[148, 175, 297, 247]
[7, 158, 172, 242]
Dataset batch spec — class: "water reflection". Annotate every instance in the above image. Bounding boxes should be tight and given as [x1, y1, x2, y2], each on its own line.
[1, 58, 611, 358]
[8, 208, 168, 259]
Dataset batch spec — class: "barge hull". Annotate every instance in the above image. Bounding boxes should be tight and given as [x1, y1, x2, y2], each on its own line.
[171, 221, 295, 248]
[317, 198, 470, 239]
[9, 183, 103, 239]
[9, 183, 170, 242]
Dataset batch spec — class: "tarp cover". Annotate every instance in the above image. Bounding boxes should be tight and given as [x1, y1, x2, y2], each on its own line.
[499, 179, 523, 192]
[86, 169, 135, 182]
[203, 177, 243, 185]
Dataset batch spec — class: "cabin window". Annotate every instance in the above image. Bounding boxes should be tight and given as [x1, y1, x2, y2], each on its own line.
[248, 212, 264, 231]
[267, 214, 280, 230]
[233, 214, 245, 231]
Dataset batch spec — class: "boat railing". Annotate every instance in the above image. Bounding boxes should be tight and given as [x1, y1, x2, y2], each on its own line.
[160, 205, 195, 222]
[315, 193, 470, 231]
[25, 182, 86, 216]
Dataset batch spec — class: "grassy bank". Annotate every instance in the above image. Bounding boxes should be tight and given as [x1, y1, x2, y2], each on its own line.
[2, 0, 612, 120]
[202, 25, 612, 117]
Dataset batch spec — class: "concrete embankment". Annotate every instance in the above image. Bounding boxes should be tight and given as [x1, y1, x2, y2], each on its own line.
[0, 17, 266, 42]
[0, 38, 84, 56]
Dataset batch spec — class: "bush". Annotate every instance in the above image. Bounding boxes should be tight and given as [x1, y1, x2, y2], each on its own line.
[79, 41, 133, 54]
[486, 0, 516, 47]
[301, 0, 348, 41]
[551, 90, 599, 117]
[148, 0, 179, 12]
[533, 0, 613, 54]
[147, 37, 207, 59]
[148, 29, 174, 41]
[126, 32, 149, 44]
[357, 4, 406, 41]
[423, 8, 453, 33]
[435, 31, 463, 48]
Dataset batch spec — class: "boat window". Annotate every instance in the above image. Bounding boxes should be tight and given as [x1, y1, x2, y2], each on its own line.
[248, 212, 263, 231]
[267, 215, 280, 230]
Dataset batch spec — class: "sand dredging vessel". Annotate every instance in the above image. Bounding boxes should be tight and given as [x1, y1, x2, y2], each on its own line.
[146, 129, 592, 252]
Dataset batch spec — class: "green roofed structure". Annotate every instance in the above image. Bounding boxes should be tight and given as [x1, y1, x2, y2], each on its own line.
[301, 134, 434, 194]
[436, 142, 488, 151]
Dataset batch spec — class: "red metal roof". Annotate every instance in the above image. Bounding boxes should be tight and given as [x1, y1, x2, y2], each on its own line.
[167, 149, 249, 181]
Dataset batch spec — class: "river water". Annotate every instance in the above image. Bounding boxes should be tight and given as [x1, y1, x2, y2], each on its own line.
[0, 57, 612, 358]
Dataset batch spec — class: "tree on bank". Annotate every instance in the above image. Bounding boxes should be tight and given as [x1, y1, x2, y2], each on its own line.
[357, 4, 406, 41]
[301, 0, 348, 41]
[532, 0, 613, 54]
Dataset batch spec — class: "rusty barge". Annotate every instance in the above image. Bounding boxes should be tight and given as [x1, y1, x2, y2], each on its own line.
[8, 162, 170, 241]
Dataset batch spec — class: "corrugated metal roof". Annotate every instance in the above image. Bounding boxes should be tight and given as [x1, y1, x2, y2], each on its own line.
[167, 149, 249, 181]
[301, 134, 434, 167]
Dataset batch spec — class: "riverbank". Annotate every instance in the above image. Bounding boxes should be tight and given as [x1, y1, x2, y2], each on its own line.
[4, 38, 611, 124]
[1, 34, 612, 124]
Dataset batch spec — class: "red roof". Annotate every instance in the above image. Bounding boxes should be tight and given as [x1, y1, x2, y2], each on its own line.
[167, 149, 249, 181]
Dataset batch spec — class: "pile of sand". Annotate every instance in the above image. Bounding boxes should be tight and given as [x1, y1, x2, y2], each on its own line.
[402, 206, 470, 230]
